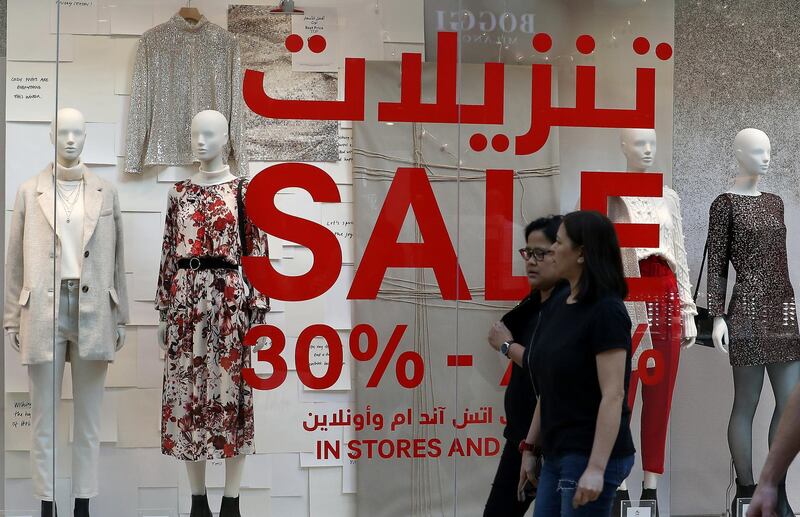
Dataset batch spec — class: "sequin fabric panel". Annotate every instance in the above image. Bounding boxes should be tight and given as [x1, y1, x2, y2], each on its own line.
[706, 192, 800, 367]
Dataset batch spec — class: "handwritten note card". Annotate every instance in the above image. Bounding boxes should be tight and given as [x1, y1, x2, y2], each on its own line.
[291, 8, 339, 72]
[323, 203, 355, 265]
[6, 393, 32, 451]
[51, 0, 100, 35]
[6, 62, 57, 122]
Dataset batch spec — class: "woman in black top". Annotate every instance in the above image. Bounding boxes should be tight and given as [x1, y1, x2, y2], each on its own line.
[519, 211, 635, 516]
[483, 215, 568, 517]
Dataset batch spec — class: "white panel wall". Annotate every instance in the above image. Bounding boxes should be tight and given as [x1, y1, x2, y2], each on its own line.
[3, 1, 423, 515]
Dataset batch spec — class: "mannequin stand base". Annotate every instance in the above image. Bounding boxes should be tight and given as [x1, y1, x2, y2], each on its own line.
[640, 485, 659, 517]
[613, 489, 630, 516]
[220, 496, 241, 517]
[190, 493, 212, 517]
[41, 500, 57, 517]
[74, 497, 90, 517]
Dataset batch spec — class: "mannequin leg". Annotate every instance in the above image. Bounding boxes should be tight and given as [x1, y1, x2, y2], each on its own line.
[28, 345, 68, 502]
[224, 456, 246, 497]
[186, 460, 208, 496]
[69, 347, 109, 499]
[728, 365, 765, 484]
[28, 282, 75, 503]
[639, 312, 681, 487]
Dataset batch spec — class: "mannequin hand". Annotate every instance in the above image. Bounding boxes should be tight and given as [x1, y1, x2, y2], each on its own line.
[253, 336, 271, 352]
[6, 329, 20, 352]
[747, 482, 778, 516]
[488, 321, 513, 352]
[681, 313, 697, 349]
[158, 321, 168, 352]
[115, 326, 127, 351]
[712, 317, 729, 354]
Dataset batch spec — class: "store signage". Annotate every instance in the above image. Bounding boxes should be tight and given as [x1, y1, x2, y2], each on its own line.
[240, 31, 672, 392]
[244, 31, 668, 155]
[234, 29, 674, 464]
[424, 0, 536, 62]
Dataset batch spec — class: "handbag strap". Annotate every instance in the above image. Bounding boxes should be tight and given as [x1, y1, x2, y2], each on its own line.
[692, 240, 708, 303]
[236, 179, 249, 257]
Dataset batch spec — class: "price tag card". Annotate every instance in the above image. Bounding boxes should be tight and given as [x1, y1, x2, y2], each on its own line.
[622, 500, 657, 517]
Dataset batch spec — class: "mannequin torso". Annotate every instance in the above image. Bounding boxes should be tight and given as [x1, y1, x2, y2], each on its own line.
[712, 128, 770, 352]
[6, 108, 125, 351]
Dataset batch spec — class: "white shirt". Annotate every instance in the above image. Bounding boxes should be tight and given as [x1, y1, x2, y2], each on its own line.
[621, 185, 698, 325]
[55, 164, 86, 280]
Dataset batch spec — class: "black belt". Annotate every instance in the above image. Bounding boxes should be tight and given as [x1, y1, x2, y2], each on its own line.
[177, 257, 238, 271]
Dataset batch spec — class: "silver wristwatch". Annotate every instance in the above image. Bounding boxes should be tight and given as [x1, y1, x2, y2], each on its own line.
[500, 341, 512, 358]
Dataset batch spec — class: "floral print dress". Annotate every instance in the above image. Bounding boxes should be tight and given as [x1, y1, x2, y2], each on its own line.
[157, 177, 270, 460]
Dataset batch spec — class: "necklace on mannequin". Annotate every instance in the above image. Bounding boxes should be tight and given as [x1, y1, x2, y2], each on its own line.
[56, 180, 83, 223]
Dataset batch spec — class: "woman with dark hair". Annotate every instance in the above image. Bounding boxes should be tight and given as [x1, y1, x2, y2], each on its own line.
[519, 211, 635, 515]
[483, 215, 568, 516]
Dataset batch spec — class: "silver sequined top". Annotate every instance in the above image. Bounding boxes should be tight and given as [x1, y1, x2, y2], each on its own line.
[125, 15, 248, 176]
[707, 192, 800, 367]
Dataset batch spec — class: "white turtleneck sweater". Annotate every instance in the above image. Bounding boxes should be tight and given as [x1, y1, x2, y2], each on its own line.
[55, 162, 86, 280]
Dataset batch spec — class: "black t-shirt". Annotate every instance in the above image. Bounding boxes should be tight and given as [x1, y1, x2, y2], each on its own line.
[501, 284, 569, 443]
[529, 295, 635, 459]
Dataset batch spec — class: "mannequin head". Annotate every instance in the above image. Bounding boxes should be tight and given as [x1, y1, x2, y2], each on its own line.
[619, 128, 656, 172]
[734, 128, 770, 177]
[50, 108, 86, 168]
[191, 110, 229, 167]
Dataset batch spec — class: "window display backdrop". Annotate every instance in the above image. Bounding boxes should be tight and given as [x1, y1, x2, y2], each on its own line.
[0, 0, 686, 516]
[3, 1, 402, 515]
[673, 0, 800, 514]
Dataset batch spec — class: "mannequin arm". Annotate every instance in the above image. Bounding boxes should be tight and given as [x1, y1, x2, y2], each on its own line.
[4, 190, 26, 332]
[681, 313, 697, 349]
[157, 321, 168, 352]
[712, 316, 729, 354]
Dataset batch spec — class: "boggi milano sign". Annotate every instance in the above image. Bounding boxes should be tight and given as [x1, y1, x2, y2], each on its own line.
[424, 1, 535, 62]
[433, 9, 535, 41]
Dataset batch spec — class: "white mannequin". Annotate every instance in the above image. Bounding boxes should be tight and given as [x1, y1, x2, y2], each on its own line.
[617, 128, 696, 494]
[6, 108, 126, 351]
[4, 107, 129, 514]
[712, 128, 769, 353]
[159, 110, 252, 499]
[620, 128, 697, 348]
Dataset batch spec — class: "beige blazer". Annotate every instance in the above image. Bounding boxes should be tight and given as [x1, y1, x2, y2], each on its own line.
[4, 165, 130, 364]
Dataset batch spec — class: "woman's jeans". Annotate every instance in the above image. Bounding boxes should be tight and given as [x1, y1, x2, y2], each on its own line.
[533, 454, 634, 516]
